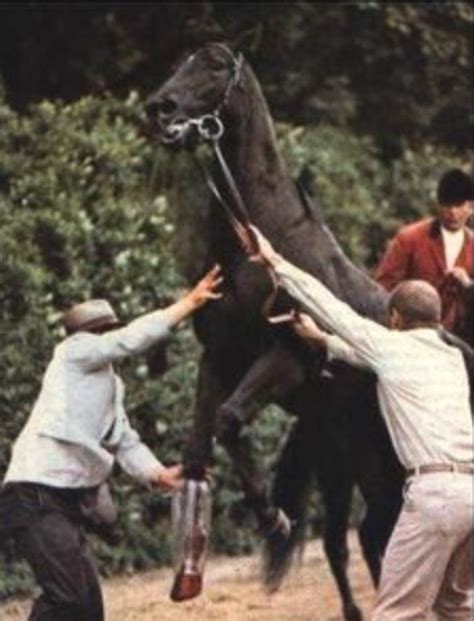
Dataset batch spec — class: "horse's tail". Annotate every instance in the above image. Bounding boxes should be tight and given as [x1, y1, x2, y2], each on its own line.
[262, 411, 316, 591]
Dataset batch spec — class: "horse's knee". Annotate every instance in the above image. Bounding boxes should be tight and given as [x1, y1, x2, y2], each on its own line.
[215, 402, 243, 444]
[323, 533, 349, 565]
[359, 521, 381, 566]
[359, 507, 391, 555]
[358, 515, 383, 586]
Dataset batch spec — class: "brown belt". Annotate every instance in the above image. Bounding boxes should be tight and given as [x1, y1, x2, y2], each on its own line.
[407, 463, 474, 477]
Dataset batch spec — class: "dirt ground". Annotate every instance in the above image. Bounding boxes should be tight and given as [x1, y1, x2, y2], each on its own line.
[0, 534, 375, 621]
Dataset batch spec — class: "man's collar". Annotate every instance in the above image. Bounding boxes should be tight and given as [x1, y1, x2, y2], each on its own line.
[429, 219, 441, 239]
[432, 218, 472, 239]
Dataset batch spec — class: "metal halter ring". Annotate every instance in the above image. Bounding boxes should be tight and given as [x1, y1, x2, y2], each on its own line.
[197, 115, 224, 141]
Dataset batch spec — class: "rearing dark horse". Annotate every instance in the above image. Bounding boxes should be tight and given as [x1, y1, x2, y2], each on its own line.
[146, 42, 403, 621]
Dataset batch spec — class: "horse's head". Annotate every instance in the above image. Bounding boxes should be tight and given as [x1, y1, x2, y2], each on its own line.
[145, 43, 243, 147]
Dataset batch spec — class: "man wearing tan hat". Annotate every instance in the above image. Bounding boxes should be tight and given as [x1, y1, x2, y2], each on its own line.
[0, 265, 222, 621]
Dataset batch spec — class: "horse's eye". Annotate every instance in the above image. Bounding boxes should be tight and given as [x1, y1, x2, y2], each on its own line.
[209, 59, 228, 72]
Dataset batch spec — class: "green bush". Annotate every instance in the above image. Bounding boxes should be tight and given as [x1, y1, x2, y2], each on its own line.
[0, 93, 193, 596]
[278, 123, 466, 267]
[0, 93, 466, 598]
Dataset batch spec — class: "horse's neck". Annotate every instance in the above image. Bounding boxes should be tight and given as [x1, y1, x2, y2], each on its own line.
[211, 64, 388, 322]
[219, 67, 299, 230]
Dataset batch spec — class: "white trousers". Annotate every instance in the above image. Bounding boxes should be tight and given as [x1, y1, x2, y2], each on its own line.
[372, 472, 473, 621]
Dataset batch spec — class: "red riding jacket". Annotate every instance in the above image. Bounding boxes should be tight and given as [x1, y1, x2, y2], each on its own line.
[375, 218, 474, 341]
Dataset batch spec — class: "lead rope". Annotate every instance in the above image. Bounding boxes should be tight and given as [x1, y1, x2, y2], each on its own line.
[193, 131, 282, 319]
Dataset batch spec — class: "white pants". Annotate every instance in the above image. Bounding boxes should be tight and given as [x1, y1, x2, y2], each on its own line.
[372, 472, 473, 621]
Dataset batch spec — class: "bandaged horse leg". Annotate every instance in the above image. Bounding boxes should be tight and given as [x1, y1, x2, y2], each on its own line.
[174, 352, 233, 601]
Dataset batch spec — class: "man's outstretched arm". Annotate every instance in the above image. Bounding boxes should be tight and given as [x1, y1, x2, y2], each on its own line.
[68, 265, 223, 371]
[291, 312, 369, 369]
[248, 226, 393, 371]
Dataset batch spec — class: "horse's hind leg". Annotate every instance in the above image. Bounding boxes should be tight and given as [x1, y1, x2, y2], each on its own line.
[358, 474, 403, 587]
[319, 474, 363, 621]
[354, 387, 404, 587]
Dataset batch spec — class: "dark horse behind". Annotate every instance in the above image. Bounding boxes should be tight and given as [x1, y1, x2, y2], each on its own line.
[146, 42, 403, 621]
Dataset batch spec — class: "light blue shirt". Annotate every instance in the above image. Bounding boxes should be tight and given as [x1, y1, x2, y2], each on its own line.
[4, 310, 171, 488]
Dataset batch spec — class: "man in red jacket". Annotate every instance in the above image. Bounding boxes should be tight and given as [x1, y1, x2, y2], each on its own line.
[376, 169, 473, 344]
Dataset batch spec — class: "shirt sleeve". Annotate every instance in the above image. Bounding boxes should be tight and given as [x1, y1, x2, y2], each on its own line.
[65, 310, 171, 371]
[274, 259, 393, 371]
[326, 335, 370, 369]
[114, 414, 164, 484]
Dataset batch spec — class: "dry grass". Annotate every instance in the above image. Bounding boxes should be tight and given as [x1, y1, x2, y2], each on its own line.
[0, 534, 375, 621]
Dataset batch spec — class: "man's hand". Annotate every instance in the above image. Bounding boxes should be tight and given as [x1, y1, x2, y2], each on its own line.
[241, 225, 283, 268]
[291, 312, 329, 348]
[188, 264, 223, 309]
[233, 221, 258, 256]
[447, 267, 472, 289]
[164, 265, 223, 327]
[151, 464, 184, 492]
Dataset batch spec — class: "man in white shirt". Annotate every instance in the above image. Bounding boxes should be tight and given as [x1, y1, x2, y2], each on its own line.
[0, 265, 222, 621]
[247, 226, 473, 621]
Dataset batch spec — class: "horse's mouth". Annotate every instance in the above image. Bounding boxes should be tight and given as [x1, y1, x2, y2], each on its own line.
[151, 116, 198, 149]
[151, 114, 224, 149]
[162, 119, 193, 145]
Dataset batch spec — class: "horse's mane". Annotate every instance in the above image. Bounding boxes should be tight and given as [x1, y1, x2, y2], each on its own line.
[238, 57, 389, 323]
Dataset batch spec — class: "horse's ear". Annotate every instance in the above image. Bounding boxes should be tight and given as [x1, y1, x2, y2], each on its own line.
[229, 25, 263, 55]
[183, 15, 226, 48]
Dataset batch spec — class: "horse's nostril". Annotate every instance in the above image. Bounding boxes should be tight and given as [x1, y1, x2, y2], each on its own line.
[158, 98, 178, 116]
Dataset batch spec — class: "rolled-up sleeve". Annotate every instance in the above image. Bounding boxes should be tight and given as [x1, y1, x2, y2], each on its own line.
[274, 260, 393, 371]
[66, 310, 171, 371]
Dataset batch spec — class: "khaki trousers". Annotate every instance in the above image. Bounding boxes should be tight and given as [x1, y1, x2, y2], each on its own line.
[372, 472, 473, 621]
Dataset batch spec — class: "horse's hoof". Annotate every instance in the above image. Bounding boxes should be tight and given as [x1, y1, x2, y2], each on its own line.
[343, 603, 363, 621]
[262, 508, 292, 539]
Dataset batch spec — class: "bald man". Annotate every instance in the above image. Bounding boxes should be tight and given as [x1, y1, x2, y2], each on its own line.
[247, 226, 473, 621]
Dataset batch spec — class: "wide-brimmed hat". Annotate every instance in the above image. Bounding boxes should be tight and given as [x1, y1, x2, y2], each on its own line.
[63, 299, 121, 333]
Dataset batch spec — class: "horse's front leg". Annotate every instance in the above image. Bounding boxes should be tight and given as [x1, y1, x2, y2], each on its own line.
[215, 343, 308, 534]
[215, 341, 310, 442]
[183, 352, 229, 479]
